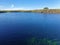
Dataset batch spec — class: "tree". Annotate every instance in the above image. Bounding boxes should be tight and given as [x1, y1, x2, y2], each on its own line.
[44, 7, 49, 9]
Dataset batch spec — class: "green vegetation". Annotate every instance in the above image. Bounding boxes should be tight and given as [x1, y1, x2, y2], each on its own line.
[44, 7, 49, 9]
[26, 37, 58, 45]
[0, 7, 60, 13]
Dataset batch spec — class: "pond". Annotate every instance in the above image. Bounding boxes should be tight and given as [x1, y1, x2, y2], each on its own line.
[0, 12, 60, 45]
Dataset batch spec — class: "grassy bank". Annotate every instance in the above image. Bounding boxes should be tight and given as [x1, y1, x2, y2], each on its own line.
[0, 9, 60, 13]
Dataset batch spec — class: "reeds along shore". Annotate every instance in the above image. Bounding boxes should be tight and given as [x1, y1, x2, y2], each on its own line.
[0, 9, 60, 13]
[31, 9, 60, 14]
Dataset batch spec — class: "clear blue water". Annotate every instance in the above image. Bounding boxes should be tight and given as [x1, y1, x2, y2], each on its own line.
[0, 12, 60, 45]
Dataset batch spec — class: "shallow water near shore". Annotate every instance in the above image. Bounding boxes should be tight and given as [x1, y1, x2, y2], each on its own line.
[0, 12, 60, 45]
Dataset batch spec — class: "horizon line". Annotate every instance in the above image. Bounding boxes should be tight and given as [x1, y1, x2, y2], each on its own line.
[0, 8, 60, 10]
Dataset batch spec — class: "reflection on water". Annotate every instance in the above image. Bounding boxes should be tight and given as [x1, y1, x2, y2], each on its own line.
[0, 12, 60, 45]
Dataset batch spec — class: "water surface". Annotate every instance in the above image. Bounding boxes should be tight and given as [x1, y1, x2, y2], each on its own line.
[0, 12, 60, 45]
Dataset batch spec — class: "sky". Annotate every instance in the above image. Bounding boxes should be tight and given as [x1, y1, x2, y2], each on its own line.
[0, 0, 60, 10]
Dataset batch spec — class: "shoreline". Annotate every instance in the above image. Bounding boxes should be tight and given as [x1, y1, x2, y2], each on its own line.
[0, 9, 60, 14]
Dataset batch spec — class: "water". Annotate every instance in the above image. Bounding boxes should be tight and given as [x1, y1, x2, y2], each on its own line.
[0, 12, 60, 45]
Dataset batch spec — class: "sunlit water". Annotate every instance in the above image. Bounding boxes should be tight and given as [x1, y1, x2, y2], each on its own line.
[0, 12, 60, 45]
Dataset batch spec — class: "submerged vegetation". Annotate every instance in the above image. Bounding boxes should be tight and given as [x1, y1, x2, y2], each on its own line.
[26, 37, 59, 45]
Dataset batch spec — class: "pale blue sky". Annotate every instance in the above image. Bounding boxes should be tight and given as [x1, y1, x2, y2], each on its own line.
[0, 0, 60, 10]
